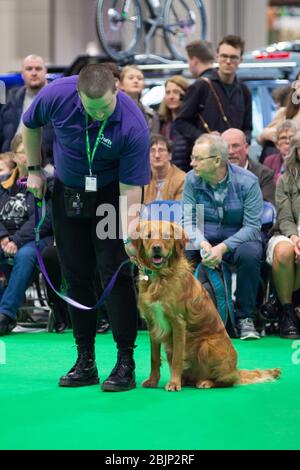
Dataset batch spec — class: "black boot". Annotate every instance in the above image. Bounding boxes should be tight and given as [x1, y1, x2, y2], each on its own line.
[59, 345, 99, 387]
[280, 304, 300, 339]
[0, 313, 16, 336]
[102, 351, 136, 392]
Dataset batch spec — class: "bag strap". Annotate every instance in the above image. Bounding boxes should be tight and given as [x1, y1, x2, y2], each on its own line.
[198, 77, 231, 132]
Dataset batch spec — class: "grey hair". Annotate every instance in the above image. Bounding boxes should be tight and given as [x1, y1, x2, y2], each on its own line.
[276, 120, 298, 141]
[194, 134, 228, 164]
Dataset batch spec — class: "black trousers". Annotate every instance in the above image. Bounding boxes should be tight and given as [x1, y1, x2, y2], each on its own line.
[52, 179, 138, 350]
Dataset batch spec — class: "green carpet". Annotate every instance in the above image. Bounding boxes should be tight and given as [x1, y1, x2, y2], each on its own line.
[0, 331, 299, 450]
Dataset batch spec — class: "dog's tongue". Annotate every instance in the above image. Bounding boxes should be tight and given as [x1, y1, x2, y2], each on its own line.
[152, 256, 163, 265]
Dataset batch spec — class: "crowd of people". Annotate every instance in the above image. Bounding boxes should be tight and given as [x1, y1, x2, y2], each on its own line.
[0, 33, 300, 392]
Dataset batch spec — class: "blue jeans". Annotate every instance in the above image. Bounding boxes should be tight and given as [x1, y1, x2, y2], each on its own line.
[0, 240, 47, 320]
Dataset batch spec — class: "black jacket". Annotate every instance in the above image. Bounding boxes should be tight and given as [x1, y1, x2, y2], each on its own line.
[0, 86, 54, 166]
[175, 69, 252, 147]
[0, 178, 53, 248]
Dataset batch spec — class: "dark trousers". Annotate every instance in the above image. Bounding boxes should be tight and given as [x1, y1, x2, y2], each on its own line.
[52, 179, 138, 350]
[186, 240, 263, 320]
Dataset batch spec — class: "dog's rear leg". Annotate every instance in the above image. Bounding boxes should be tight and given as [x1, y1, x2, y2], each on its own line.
[142, 338, 161, 388]
[165, 317, 186, 392]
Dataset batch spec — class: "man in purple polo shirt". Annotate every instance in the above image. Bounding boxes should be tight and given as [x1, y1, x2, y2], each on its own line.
[23, 64, 150, 392]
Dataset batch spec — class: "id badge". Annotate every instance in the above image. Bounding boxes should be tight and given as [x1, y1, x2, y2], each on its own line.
[85, 175, 97, 192]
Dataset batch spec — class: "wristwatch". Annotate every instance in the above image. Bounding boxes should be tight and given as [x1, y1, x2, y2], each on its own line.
[27, 165, 41, 172]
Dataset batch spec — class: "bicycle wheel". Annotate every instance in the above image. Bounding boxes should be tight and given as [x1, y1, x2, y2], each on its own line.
[96, 0, 143, 61]
[163, 0, 207, 61]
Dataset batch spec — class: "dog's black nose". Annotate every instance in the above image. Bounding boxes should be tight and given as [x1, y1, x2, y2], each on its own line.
[152, 245, 161, 254]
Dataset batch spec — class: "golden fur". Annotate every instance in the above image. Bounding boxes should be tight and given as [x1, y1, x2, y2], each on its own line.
[132, 220, 281, 391]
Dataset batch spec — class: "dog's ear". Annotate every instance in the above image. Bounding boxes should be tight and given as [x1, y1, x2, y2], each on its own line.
[130, 221, 144, 255]
[172, 222, 189, 256]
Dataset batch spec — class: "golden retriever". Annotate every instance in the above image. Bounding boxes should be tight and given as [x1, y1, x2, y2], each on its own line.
[131, 220, 280, 391]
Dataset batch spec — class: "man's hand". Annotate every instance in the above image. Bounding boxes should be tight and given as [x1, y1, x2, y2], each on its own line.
[3, 241, 18, 257]
[201, 242, 227, 269]
[27, 172, 47, 200]
[0, 237, 10, 250]
[124, 240, 139, 265]
[290, 235, 300, 263]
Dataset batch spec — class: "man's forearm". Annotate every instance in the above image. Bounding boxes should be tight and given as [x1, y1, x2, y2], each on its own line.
[119, 183, 142, 238]
[23, 126, 42, 166]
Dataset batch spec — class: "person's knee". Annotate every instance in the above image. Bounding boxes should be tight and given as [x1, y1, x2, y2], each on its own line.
[273, 242, 295, 267]
[14, 246, 37, 267]
[235, 243, 262, 265]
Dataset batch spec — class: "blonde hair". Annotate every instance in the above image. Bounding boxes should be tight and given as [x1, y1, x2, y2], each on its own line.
[119, 65, 144, 83]
[159, 75, 189, 122]
[0, 152, 17, 171]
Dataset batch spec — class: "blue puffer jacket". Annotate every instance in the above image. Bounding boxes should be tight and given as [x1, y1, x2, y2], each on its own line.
[182, 163, 263, 251]
[0, 86, 54, 166]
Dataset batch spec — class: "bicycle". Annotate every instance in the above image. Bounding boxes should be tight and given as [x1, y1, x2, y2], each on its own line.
[96, 0, 207, 62]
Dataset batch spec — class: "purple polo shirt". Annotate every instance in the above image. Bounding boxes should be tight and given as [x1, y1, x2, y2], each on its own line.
[23, 76, 150, 188]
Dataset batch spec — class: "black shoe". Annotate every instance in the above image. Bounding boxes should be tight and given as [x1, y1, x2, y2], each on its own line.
[59, 346, 99, 387]
[54, 321, 69, 333]
[280, 304, 300, 339]
[102, 353, 136, 392]
[0, 313, 16, 336]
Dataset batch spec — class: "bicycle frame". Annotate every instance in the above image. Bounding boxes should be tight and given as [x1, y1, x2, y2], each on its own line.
[98, 0, 206, 62]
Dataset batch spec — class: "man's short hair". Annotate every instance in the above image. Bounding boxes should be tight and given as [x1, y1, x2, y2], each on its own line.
[150, 134, 173, 154]
[78, 64, 116, 98]
[194, 134, 228, 163]
[217, 35, 245, 56]
[185, 40, 214, 62]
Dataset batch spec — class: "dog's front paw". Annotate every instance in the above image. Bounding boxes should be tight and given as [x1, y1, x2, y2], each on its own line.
[142, 376, 160, 388]
[165, 381, 181, 392]
[196, 379, 215, 389]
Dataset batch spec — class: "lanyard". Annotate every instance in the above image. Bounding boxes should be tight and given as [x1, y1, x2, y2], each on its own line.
[85, 112, 107, 175]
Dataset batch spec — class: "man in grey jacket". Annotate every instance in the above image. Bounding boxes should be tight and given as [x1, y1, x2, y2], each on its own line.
[222, 128, 275, 205]
[183, 134, 263, 340]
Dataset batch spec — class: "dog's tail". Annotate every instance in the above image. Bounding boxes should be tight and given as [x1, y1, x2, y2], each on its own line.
[238, 368, 281, 385]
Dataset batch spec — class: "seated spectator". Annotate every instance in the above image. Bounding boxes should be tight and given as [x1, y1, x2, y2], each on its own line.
[259, 84, 292, 162]
[222, 128, 275, 204]
[143, 134, 186, 204]
[182, 134, 263, 340]
[0, 151, 53, 336]
[0, 152, 16, 180]
[119, 65, 159, 133]
[0, 54, 54, 175]
[266, 131, 300, 339]
[159, 75, 191, 172]
[263, 120, 298, 183]
[257, 72, 300, 149]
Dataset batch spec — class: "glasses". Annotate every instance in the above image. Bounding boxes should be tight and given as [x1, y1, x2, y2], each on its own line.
[190, 155, 218, 162]
[219, 54, 240, 63]
[150, 147, 169, 155]
[278, 136, 292, 143]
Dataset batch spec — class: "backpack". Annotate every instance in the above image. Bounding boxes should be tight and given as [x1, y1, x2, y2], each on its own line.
[194, 262, 237, 337]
